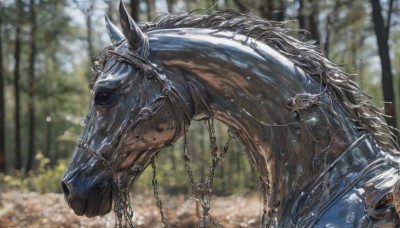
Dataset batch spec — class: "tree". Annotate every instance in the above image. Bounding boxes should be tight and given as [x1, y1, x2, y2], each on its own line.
[232, 0, 249, 12]
[260, 0, 285, 21]
[298, 0, 320, 44]
[166, 0, 175, 12]
[13, 0, 23, 170]
[146, 0, 155, 21]
[26, 0, 38, 173]
[130, 0, 139, 21]
[0, 3, 5, 172]
[73, 0, 96, 78]
[370, 0, 397, 131]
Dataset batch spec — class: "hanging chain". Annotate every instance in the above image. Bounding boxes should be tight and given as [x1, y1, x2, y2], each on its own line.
[183, 127, 197, 188]
[113, 184, 135, 228]
[151, 157, 169, 227]
[200, 118, 223, 227]
[111, 121, 236, 228]
[183, 119, 236, 228]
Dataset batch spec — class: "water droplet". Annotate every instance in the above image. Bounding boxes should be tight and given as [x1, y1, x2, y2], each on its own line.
[246, 76, 251, 80]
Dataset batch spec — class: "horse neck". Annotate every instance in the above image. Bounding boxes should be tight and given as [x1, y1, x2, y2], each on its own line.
[148, 28, 388, 222]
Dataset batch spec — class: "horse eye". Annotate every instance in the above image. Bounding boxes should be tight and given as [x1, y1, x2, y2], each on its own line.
[94, 88, 114, 106]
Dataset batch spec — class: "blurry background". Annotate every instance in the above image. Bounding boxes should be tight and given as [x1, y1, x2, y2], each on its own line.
[0, 0, 399, 226]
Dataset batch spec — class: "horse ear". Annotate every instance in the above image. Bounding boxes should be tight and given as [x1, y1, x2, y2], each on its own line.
[104, 15, 124, 43]
[119, 1, 146, 51]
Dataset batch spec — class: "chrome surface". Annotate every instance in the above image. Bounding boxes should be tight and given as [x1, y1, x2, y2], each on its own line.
[62, 3, 400, 227]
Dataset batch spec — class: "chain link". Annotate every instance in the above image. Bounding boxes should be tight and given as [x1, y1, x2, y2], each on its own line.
[113, 184, 135, 228]
[183, 119, 235, 227]
[151, 157, 169, 227]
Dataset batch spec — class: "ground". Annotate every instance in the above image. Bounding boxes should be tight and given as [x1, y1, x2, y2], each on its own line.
[0, 190, 261, 228]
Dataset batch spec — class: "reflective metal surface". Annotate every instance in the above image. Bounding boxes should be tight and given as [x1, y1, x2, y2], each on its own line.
[62, 3, 400, 227]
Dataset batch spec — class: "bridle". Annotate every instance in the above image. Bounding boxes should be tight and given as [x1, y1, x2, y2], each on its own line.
[78, 39, 191, 179]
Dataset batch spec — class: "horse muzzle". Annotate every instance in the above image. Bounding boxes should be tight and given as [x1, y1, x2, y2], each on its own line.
[61, 170, 113, 217]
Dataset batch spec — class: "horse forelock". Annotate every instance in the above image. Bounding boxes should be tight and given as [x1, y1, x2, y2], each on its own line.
[140, 9, 399, 153]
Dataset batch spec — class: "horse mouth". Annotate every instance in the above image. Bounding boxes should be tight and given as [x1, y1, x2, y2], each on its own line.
[63, 182, 113, 218]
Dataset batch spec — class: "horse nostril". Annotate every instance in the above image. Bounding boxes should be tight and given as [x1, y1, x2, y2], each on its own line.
[61, 181, 70, 197]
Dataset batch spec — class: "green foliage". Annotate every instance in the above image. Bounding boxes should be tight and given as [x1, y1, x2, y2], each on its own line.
[0, 153, 67, 193]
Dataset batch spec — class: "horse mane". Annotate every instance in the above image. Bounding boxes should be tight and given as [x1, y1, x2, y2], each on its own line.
[139, 9, 399, 153]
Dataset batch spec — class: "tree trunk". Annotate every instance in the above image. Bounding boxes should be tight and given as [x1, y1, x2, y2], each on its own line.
[130, 0, 139, 22]
[166, 0, 175, 13]
[0, 3, 5, 172]
[26, 0, 37, 173]
[260, 0, 285, 21]
[45, 114, 52, 164]
[74, 1, 95, 80]
[370, 0, 397, 130]
[233, 0, 248, 12]
[298, 0, 306, 31]
[260, 1, 275, 20]
[276, 1, 285, 21]
[298, 0, 320, 44]
[324, 11, 332, 58]
[146, 0, 155, 21]
[13, 0, 23, 170]
[86, 14, 94, 64]
[309, 0, 320, 43]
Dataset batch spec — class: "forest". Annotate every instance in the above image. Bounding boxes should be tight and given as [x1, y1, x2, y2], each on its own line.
[0, 0, 400, 227]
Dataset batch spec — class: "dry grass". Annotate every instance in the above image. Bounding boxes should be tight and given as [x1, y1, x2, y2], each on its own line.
[0, 190, 263, 228]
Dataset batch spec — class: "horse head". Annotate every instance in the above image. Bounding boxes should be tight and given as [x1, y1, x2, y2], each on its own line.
[61, 2, 191, 217]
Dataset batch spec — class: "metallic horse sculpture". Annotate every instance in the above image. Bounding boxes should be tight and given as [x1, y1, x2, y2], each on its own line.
[62, 2, 400, 227]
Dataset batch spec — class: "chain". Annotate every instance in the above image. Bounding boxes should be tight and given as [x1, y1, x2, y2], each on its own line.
[183, 127, 197, 187]
[202, 118, 226, 227]
[183, 119, 235, 228]
[151, 157, 169, 227]
[113, 184, 135, 228]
